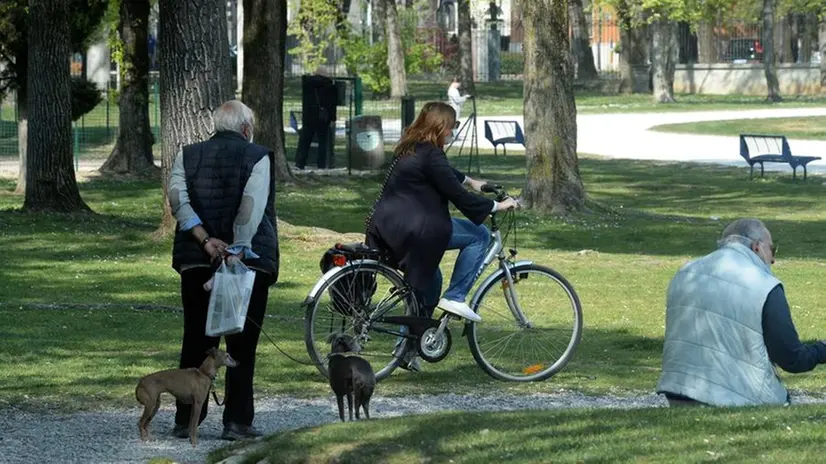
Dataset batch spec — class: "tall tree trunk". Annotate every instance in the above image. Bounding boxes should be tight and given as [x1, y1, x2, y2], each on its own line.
[23, 0, 90, 212]
[523, 0, 584, 215]
[789, 13, 800, 63]
[616, 2, 647, 94]
[158, 0, 233, 233]
[569, 0, 598, 80]
[817, 17, 826, 94]
[242, 0, 292, 182]
[14, 45, 28, 194]
[762, 0, 782, 102]
[800, 13, 814, 63]
[618, 25, 634, 93]
[697, 21, 716, 63]
[372, 0, 386, 43]
[774, 13, 794, 63]
[457, 0, 474, 93]
[428, 0, 440, 27]
[14, 87, 27, 194]
[385, 0, 407, 98]
[651, 18, 678, 103]
[101, 0, 156, 174]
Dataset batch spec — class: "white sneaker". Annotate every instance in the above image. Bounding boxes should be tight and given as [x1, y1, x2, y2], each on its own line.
[437, 298, 481, 323]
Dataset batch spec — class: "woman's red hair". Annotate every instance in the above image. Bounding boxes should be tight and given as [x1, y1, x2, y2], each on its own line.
[393, 101, 456, 157]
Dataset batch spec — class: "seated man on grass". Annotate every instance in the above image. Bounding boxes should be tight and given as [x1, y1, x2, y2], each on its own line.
[657, 218, 826, 407]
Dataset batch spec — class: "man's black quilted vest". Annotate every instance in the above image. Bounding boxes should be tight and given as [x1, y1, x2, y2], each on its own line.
[171, 131, 279, 284]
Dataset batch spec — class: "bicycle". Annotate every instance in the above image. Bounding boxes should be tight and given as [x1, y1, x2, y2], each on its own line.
[303, 184, 583, 382]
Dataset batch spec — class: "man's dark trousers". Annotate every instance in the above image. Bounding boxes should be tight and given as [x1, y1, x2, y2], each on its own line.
[174, 267, 270, 427]
[295, 117, 332, 169]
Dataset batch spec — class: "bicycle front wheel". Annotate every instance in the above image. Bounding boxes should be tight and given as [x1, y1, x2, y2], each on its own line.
[467, 263, 583, 382]
[305, 261, 418, 381]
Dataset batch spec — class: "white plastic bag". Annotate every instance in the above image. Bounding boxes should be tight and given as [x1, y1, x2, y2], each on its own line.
[205, 259, 256, 337]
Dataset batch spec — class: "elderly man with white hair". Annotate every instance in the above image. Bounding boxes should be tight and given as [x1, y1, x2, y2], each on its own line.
[657, 218, 826, 407]
[167, 100, 279, 440]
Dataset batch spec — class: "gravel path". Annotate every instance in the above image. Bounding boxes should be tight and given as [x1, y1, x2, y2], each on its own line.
[2, 391, 825, 464]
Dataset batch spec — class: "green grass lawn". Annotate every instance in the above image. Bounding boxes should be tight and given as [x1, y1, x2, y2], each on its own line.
[651, 116, 826, 140]
[209, 405, 826, 463]
[2, 152, 826, 413]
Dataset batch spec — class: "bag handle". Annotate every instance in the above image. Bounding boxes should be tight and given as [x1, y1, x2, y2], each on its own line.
[363, 153, 404, 238]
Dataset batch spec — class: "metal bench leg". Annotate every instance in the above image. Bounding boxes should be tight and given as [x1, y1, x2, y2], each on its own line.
[750, 164, 754, 179]
[803, 166, 807, 181]
[503, 145, 507, 156]
[760, 163, 765, 178]
[494, 145, 498, 156]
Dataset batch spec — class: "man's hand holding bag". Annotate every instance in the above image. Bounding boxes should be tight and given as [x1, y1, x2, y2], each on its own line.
[205, 256, 256, 337]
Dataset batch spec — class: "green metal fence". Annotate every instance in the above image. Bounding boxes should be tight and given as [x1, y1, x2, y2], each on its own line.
[0, 78, 447, 163]
[0, 84, 162, 162]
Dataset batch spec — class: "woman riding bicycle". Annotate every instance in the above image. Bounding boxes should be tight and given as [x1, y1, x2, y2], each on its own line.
[365, 102, 518, 347]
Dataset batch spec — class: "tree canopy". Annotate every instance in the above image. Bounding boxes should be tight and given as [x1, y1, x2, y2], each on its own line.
[0, 0, 108, 97]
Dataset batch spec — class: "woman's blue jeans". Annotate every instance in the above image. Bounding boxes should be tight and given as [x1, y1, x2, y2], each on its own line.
[418, 217, 491, 317]
[397, 218, 491, 356]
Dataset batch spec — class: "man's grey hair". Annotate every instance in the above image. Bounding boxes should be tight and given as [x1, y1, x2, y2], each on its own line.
[717, 218, 770, 248]
[213, 100, 255, 135]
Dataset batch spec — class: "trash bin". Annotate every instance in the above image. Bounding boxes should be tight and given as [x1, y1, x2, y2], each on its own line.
[349, 115, 386, 170]
[401, 97, 416, 132]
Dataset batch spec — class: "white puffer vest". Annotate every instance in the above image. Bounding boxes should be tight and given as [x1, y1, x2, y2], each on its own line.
[656, 243, 787, 406]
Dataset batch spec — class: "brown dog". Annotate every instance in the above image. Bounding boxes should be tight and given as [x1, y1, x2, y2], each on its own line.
[135, 347, 238, 447]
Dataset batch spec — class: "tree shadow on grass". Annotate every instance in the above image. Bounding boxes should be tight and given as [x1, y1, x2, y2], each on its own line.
[311, 405, 824, 464]
[276, 154, 826, 258]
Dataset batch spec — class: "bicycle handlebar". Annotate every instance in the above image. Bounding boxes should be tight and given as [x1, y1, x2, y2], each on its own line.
[481, 183, 510, 202]
[480, 183, 525, 212]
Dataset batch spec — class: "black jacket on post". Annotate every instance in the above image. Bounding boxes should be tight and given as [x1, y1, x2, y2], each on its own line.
[172, 131, 280, 285]
[366, 142, 494, 292]
[301, 74, 338, 124]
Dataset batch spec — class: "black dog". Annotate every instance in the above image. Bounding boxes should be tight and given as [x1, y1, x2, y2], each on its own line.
[327, 333, 376, 421]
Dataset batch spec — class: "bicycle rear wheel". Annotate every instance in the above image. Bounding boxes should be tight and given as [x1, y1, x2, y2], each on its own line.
[467, 263, 583, 382]
[305, 261, 418, 381]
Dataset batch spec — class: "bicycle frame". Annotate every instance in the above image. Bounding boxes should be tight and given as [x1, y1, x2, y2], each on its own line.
[473, 212, 532, 327]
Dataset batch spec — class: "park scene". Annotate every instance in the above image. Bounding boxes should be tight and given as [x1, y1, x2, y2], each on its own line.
[3, 0, 826, 463]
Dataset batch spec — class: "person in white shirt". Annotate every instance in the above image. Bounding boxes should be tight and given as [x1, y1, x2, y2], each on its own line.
[446, 77, 472, 122]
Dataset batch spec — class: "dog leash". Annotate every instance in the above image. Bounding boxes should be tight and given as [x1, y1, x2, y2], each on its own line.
[210, 384, 225, 406]
[244, 317, 326, 368]
[206, 318, 325, 408]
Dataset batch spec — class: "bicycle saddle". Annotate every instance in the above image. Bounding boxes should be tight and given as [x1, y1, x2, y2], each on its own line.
[334, 242, 382, 255]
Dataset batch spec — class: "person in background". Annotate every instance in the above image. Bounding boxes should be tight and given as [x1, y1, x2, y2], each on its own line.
[657, 218, 826, 407]
[167, 100, 280, 440]
[295, 68, 338, 170]
[447, 77, 472, 123]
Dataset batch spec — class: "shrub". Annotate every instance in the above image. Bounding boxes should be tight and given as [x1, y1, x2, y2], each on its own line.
[501, 51, 524, 75]
[341, 33, 443, 96]
[70, 77, 103, 121]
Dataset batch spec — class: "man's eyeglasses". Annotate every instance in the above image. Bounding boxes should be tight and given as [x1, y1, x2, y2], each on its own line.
[769, 242, 778, 257]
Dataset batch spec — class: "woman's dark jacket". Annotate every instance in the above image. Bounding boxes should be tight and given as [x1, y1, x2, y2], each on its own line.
[366, 142, 494, 291]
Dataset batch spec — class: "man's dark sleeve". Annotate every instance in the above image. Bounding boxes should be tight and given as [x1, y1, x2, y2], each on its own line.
[762, 284, 826, 373]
